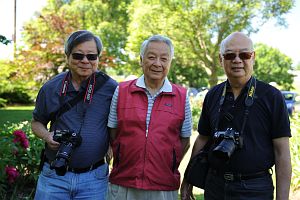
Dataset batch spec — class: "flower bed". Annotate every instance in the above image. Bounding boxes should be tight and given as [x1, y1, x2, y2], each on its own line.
[0, 121, 44, 199]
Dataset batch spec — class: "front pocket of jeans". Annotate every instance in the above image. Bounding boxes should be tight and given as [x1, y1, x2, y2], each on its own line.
[41, 163, 57, 177]
[93, 164, 109, 180]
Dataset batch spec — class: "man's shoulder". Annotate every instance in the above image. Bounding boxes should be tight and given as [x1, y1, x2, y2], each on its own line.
[102, 73, 118, 88]
[206, 82, 225, 97]
[256, 79, 282, 97]
[170, 83, 187, 93]
[41, 72, 67, 91]
[119, 79, 138, 89]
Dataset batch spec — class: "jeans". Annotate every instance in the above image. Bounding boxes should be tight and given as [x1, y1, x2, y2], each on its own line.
[204, 170, 274, 200]
[34, 162, 109, 200]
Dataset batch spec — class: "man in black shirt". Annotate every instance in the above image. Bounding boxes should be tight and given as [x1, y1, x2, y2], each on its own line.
[181, 32, 291, 200]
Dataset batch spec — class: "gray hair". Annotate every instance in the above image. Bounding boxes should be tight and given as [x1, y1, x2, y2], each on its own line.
[64, 30, 103, 57]
[140, 35, 174, 59]
[219, 32, 254, 55]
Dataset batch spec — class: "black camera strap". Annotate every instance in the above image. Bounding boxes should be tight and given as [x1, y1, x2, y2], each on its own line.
[49, 71, 109, 128]
[214, 76, 256, 145]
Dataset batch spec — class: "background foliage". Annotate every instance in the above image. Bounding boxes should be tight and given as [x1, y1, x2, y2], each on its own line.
[0, 0, 296, 106]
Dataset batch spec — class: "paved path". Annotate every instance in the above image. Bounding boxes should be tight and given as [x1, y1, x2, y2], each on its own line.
[179, 131, 203, 195]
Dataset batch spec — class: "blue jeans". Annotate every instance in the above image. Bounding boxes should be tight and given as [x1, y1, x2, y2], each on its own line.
[34, 162, 109, 200]
[204, 170, 274, 200]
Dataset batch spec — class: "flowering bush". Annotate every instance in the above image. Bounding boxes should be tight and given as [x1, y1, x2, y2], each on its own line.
[0, 121, 44, 199]
[5, 166, 20, 184]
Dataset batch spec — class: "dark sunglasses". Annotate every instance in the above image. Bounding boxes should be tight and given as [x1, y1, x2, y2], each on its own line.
[223, 52, 253, 60]
[71, 53, 98, 61]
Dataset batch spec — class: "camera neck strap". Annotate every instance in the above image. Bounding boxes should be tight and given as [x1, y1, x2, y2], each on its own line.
[215, 76, 256, 139]
[50, 71, 109, 129]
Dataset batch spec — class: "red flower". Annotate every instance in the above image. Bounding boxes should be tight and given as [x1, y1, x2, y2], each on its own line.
[13, 130, 29, 149]
[5, 166, 20, 184]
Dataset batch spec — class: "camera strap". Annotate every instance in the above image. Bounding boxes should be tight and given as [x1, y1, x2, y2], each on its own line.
[49, 71, 109, 127]
[215, 77, 257, 144]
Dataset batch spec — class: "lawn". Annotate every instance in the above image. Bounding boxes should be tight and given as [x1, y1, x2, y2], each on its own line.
[0, 105, 34, 129]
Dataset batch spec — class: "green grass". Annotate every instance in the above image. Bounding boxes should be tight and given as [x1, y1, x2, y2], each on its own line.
[178, 194, 204, 199]
[0, 105, 34, 129]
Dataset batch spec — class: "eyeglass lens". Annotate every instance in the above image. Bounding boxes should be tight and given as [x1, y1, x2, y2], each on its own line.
[72, 53, 98, 61]
[223, 52, 252, 60]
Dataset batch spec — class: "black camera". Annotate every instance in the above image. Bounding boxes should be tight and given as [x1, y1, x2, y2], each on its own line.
[212, 128, 243, 164]
[50, 130, 82, 176]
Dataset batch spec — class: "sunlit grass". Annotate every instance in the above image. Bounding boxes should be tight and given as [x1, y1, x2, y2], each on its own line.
[1, 105, 34, 110]
[0, 105, 33, 129]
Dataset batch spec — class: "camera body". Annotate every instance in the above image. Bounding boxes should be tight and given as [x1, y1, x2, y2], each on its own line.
[212, 128, 242, 163]
[50, 130, 82, 176]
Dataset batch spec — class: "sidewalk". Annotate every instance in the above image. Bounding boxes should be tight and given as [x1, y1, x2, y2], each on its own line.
[179, 131, 204, 195]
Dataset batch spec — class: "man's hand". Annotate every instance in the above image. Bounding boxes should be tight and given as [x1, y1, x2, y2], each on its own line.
[44, 132, 60, 150]
[180, 178, 195, 200]
[106, 145, 113, 165]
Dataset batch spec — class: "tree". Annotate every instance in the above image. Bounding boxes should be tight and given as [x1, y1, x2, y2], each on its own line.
[254, 43, 294, 90]
[14, 0, 131, 89]
[125, 0, 295, 87]
[295, 62, 300, 71]
[1, 0, 295, 103]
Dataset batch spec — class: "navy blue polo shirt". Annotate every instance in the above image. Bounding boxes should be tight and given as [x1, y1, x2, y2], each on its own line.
[33, 71, 118, 168]
[198, 77, 291, 173]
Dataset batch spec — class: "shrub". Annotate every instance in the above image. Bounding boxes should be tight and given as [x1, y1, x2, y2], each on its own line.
[0, 97, 7, 108]
[0, 89, 33, 104]
[191, 97, 203, 130]
[0, 121, 44, 199]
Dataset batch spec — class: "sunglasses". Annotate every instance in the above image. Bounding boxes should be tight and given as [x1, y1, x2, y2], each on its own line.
[71, 53, 98, 61]
[223, 52, 253, 60]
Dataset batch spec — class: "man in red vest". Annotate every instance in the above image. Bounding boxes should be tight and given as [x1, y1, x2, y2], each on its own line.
[107, 35, 193, 200]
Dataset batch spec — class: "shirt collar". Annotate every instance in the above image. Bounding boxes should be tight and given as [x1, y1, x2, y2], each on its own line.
[136, 75, 172, 92]
[226, 76, 253, 92]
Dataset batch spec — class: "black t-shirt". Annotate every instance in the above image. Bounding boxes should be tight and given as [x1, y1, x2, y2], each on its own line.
[198, 78, 291, 173]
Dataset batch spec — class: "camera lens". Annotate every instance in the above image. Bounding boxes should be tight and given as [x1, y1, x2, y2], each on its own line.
[213, 139, 237, 161]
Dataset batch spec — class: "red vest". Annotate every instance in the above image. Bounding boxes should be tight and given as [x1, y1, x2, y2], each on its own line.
[109, 79, 187, 190]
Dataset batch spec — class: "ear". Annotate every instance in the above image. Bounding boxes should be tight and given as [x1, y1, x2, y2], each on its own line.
[66, 55, 70, 63]
[218, 53, 223, 65]
[252, 51, 256, 60]
[139, 56, 143, 65]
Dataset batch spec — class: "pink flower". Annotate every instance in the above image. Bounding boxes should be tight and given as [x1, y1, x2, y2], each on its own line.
[21, 139, 29, 149]
[13, 130, 27, 140]
[5, 166, 20, 184]
[12, 130, 29, 149]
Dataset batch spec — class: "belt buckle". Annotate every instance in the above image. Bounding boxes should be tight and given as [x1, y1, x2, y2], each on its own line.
[224, 173, 234, 181]
[89, 164, 94, 171]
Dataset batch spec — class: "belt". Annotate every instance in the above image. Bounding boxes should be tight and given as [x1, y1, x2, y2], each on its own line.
[211, 169, 271, 181]
[46, 158, 105, 174]
[67, 159, 105, 173]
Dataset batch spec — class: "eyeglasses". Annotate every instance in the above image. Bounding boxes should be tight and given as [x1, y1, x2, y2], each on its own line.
[222, 52, 253, 60]
[71, 53, 98, 61]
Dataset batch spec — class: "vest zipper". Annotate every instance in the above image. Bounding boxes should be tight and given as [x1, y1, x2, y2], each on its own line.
[142, 133, 148, 187]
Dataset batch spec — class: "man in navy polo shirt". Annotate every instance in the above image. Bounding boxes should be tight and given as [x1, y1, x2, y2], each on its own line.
[181, 32, 291, 200]
[32, 30, 117, 199]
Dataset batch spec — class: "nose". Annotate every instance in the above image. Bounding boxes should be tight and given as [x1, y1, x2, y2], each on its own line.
[81, 55, 90, 63]
[232, 54, 242, 63]
[153, 58, 162, 66]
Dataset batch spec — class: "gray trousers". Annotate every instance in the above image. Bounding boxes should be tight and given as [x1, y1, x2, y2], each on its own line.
[107, 183, 178, 200]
